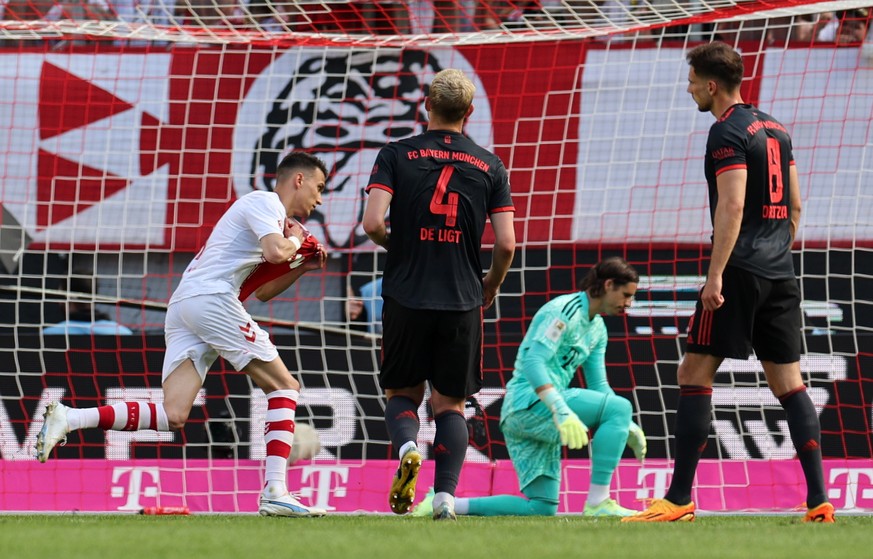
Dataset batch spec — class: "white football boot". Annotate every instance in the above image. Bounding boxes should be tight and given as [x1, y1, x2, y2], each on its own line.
[258, 492, 327, 517]
[35, 402, 70, 463]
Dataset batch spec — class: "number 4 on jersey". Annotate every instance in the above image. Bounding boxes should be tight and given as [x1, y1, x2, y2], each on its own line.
[430, 165, 459, 227]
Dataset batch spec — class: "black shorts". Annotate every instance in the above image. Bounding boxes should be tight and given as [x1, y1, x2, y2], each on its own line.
[379, 296, 483, 398]
[685, 265, 801, 363]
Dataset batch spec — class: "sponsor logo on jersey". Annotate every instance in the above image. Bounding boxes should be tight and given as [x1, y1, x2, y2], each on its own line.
[545, 318, 566, 342]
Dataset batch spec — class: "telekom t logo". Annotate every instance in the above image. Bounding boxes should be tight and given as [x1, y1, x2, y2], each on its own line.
[111, 467, 160, 511]
[827, 468, 873, 509]
[297, 466, 349, 511]
[633, 468, 673, 501]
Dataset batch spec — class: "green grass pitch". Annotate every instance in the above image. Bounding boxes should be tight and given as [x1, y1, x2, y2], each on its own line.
[2, 514, 871, 559]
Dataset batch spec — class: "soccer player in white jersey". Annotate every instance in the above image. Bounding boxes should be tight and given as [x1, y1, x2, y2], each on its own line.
[36, 152, 329, 517]
[413, 257, 647, 518]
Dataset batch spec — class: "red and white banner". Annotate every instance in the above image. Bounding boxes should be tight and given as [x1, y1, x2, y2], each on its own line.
[1, 43, 870, 250]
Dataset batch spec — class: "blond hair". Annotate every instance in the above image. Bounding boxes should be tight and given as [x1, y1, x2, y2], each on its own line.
[428, 69, 475, 123]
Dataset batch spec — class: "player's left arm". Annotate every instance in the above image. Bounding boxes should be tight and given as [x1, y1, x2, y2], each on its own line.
[253, 244, 327, 301]
[520, 339, 589, 450]
[483, 210, 516, 310]
[704, 168, 746, 311]
[582, 326, 647, 460]
[580, 331, 613, 395]
[788, 163, 801, 243]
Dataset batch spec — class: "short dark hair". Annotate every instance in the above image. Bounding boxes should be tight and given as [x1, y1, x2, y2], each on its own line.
[67, 275, 96, 296]
[686, 42, 744, 92]
[56, 269, 96, 297]
[276, 151, 329, 183]
[839, 8, 869, 21]
[577, 257, 639, 298]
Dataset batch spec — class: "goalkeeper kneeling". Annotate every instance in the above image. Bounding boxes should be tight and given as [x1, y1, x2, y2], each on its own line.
[413, 257, 646, 518]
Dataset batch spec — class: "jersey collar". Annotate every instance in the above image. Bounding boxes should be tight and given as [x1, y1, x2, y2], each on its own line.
[578, 291, 592, 323]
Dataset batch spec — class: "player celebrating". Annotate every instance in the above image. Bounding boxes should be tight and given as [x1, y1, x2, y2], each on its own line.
[362, 68, 516, 520]
[625, 42, 833, 523]
[36, 151, 329, 518]
[413, 257, 646, 518]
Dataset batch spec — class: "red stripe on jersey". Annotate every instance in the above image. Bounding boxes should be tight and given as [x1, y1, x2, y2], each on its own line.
[97, 405, 115, 430]
[266, 440, 292, 459]
[489, 206, 515, 214]
[124, 402, 140, 431]
[365, 183, 394, 195]
[715, 164, 746, 176]
[148, 403, 157, 430]
[718, 105, 737, 122]
[267, 397, 297, 411]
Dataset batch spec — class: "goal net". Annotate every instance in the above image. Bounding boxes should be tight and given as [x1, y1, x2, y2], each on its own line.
[1, 0, 872, 514]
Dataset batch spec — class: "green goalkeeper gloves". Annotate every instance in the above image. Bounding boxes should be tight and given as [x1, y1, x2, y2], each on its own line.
[627, 421, 647, 461]
[540, 388, 589, 450]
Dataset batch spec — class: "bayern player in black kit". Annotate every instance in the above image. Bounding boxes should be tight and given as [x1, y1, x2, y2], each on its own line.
[363, 68, 516, 520]
[626, 42, 834, 523]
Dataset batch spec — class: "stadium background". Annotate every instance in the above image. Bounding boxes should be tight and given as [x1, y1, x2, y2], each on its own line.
[1, 1, 872, 513]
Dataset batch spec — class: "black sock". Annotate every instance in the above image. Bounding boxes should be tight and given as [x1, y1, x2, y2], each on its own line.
[384, 396, 420, 456]
[432, 411, 468, 496]
[780, 386, 827, 508]
[665, 385, 713, 506]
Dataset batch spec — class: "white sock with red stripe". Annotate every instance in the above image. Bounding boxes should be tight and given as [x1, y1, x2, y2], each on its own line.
[66, 402, 170, 432]
[262, 389, 298, 498]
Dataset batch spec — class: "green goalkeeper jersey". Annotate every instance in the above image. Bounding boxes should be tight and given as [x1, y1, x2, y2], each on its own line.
[502, 291, 612, 416]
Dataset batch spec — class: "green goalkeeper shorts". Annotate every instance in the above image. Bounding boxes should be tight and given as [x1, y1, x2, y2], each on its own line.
[500, 403, 563, 491]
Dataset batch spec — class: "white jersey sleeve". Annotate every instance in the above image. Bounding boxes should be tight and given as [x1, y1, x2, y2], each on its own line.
[171, 191, 286, 302]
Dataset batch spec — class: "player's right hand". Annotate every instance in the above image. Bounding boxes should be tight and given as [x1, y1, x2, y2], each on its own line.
[701, 275, 724, 311]
[482, 272, 500, 310]
[284, 217, 307, 245]
[553, 409, 589, 450]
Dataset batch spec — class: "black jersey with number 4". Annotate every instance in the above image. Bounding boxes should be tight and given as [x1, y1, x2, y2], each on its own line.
[704, 103, 796, 279]
[366, 130, 515, 311]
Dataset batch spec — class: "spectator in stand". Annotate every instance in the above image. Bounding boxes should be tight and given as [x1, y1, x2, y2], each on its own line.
[769, 14, 819, 46]
[3, 0, 54, 20]
[244, 0, 298, 32]
[47, 0, 116, 20]
[346, 276, 384, 334]
[109, 0, 178, 28]
[817, 8, 870, 45]
[180, 0, 244, 28]
[43, 271, 133, 336]
[363, 0, 411, 34]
